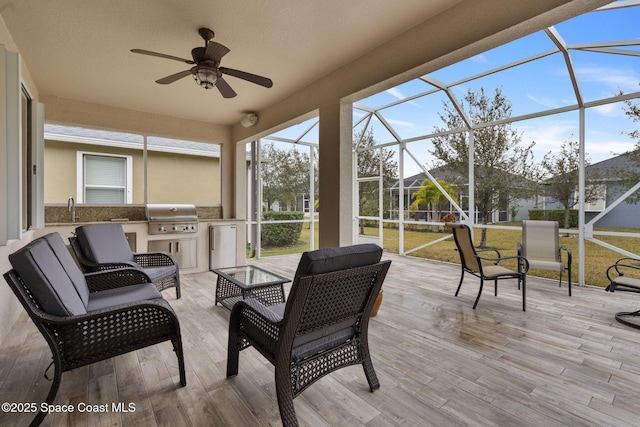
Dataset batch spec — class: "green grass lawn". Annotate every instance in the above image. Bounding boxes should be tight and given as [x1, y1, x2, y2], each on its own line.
[379, 223, 640, 288]
[256, 221, 640, 287]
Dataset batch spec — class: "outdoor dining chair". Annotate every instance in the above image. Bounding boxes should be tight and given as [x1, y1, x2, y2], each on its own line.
[449, 223, 529, 311]
[605, 257, 640, 329]
[518, 220, 572, 296]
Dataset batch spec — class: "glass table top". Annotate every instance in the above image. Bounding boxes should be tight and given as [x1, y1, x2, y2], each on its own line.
[212, 265, 290, 288]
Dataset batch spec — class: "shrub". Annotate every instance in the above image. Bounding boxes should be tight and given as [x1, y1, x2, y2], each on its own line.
[261, 211, 304, 247]
[441, 213, 458, 231]
[528, 209, 578, 227]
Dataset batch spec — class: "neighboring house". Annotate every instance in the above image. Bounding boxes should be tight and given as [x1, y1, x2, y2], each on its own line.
[389, 166, 537, 223]
[542, 153, 640, 228]
[44, 125, 222, 206]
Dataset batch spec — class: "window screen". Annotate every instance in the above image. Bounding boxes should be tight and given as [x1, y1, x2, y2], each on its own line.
[84, 155, 126, 203]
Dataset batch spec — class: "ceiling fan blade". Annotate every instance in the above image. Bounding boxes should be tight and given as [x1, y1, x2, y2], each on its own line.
[219, 67, 273, 88]
[131, 49, 194, 64]
[204, 41, 231, 63]
[155, 69, 193, 84]
[215, 77, 237, 98]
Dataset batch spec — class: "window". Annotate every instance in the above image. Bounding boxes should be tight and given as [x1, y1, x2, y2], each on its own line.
[584, 184, 607, 212]
[77, 152, 132, 203]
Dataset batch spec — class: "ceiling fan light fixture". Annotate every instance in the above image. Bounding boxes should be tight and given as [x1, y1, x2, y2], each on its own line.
[194, 66, 218, 89]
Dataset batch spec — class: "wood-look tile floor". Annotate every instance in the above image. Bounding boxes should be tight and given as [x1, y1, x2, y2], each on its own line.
[2, 252, 640, 426]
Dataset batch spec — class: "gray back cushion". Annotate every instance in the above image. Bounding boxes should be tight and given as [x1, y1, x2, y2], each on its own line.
[294, 243, 383, 278]
[41, 232, 90, 307]
[9, 236, 88, 316]
[75, 223, 134, 264]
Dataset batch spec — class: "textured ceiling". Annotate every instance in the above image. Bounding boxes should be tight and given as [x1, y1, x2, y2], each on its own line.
[1, 0, 460, 126]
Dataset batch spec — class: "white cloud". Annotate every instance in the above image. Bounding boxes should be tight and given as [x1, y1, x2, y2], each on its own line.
[385, 87, 421, 107]
[576, 65, 640, 93]
[385, 118, 416, 129]
[527, 94, 561, 109]
[470, 54, 489, 63]
[591, 103, 625, 118]
[386, 87, 407, 101]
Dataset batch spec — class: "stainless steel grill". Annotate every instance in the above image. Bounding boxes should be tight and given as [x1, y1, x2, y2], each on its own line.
[145, 204, 198, 235]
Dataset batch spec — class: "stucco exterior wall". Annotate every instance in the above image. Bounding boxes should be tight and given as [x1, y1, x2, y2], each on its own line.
[44, 140, 220, 205]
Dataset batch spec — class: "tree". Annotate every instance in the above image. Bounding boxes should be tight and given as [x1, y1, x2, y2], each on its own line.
[260, 143, 313, 211]
[431, 87, 536, 247]
[355, 129, 398, 233]
[409, 179, 456, 223]
[538, 139, 602, 229]
[616, 94, 640, 202]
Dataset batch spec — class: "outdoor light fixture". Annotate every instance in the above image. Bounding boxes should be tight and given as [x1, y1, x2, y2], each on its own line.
[241, 113, 258, 127]
[193, 65, 218, 89]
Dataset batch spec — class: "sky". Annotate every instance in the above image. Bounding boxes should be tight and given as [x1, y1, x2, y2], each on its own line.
[266, 1, 640, 178]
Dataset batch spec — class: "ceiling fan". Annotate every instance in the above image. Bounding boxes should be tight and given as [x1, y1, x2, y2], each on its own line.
[131, 28, 273, 98]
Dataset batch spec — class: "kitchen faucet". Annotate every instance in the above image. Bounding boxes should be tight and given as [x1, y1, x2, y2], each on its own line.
[67, 196, 78, 223]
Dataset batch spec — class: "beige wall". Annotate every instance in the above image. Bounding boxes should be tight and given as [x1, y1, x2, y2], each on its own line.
[147, 150, 220, 204]
[44, 140, 220, 205]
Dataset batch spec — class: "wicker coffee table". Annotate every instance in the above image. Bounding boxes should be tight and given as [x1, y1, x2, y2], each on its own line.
[212, 265, 291, 310]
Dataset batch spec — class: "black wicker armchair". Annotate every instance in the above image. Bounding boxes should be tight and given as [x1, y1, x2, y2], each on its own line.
[69, 223, 180, 298]
[226, 244, 391, 427]
[4, 232, 186, 427]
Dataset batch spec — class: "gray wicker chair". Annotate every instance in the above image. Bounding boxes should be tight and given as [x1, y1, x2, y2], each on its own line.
[69, 223, 180, 298]
[517, 220, 572, 296]
[4, 232, 186, 427]
[449, 223, 529, 311]
[226, 244, 391, 427]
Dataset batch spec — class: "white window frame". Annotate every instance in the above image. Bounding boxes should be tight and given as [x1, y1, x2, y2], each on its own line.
[76, 151, 133, 203]
[572, 183, 607, 212]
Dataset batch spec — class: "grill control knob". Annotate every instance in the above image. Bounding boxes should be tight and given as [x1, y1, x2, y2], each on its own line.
[172, 225, 178, 231]
[159, 226, 166, 232]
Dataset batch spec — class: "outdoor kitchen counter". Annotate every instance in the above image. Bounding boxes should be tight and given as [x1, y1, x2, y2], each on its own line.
[40, 218, 246, 274]
[45, 220, 147, 226]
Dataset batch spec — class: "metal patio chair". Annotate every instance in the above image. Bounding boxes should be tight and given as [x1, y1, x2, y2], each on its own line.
[449, 223, 529, 311]
[518, 220, 572, 296]
[605, 257, 640, 329]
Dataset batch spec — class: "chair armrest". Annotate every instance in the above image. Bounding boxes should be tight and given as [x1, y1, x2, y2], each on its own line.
[84, 267, 152, 293]
[606, 260, 640, 281]
[477, 246, 502, 258]
[559, 245, 572, 266]
[134, 252, 178, 268]
[85, 260, 139, 272]
[477, 254, 529, 273]
[43, 297, 175, 325]
[231, 298, 285, 325]
[605, 261, 640, 292]
[230, 298, 285, 357]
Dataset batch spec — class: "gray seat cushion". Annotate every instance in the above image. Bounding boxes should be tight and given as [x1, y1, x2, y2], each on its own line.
[87, 283, 162, 311]
[9, 237, 88, 316]
[294, 243, 383, 278]
[143, 265, 177, 282]
[262, 303, 356, 362]
[75, 223, 135, 264]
